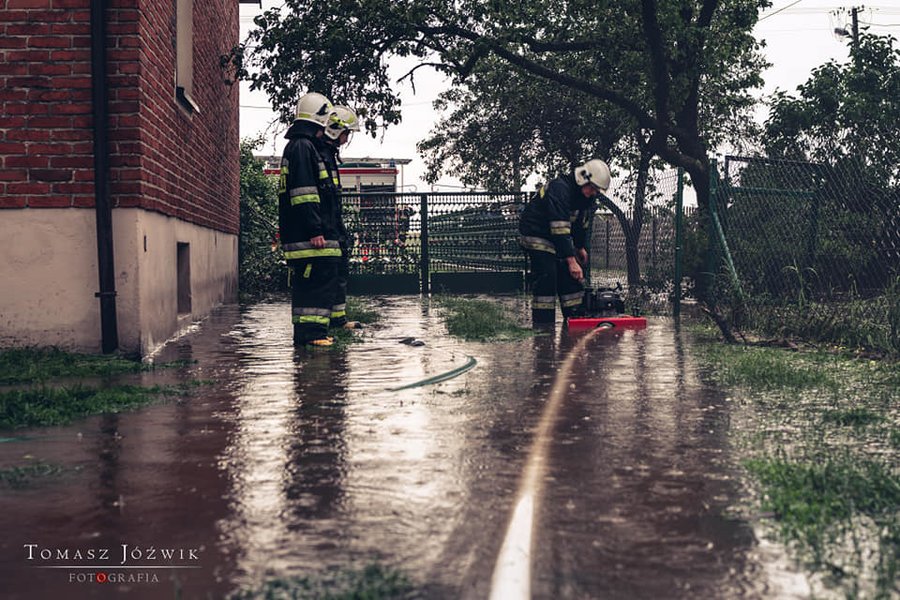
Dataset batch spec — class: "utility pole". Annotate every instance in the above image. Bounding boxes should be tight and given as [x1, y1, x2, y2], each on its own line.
[833, 6, 862, 55]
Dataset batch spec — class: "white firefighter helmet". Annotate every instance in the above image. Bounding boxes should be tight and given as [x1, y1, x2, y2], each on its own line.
[324, 105, 361, 140]
[574, 159, 611, 192]
[294, 92, 334, 127]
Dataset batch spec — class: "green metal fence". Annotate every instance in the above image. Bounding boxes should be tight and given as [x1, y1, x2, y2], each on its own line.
[708, 155, 900, 352]
[331, 158, 900, 353]
[343, 191, 529, 294]
[588, 168, 691, 313]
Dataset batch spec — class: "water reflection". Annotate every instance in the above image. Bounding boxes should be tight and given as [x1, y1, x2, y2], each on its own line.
[531, 322, 762, 598]
[0, 298, 806, 599]
[283, 349, 349, 526]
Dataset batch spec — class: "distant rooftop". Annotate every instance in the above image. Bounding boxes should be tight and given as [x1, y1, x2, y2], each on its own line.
[342, 157, 412, 166]
[256, 155, 411, 168]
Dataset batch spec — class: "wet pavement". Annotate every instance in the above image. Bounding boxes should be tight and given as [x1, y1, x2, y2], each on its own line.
[0, 296, 808, 598]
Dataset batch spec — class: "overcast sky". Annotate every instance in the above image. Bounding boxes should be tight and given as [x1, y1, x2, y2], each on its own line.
[238, 1, 900, 192]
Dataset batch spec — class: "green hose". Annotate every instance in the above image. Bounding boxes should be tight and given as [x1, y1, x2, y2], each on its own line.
[387, 355, 478, 391]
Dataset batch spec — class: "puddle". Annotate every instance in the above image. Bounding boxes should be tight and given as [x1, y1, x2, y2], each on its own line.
[0, 296, 807, 598]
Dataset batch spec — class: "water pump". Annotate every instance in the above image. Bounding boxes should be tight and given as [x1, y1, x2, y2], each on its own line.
[567, 283, 647, 330]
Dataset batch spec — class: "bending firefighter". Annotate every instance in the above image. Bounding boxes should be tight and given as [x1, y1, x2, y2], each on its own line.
[278, 92, 342, 347]
[519, 159, 611, 325]
[322, 105, 363, 330]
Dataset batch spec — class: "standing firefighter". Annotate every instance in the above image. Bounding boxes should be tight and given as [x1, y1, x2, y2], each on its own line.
[519, 159, 611, 325]
[279, 92, 342, 347]
[322, 105, 363, 330]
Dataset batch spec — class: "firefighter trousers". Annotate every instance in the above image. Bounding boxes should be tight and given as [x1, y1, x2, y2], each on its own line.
[526, 249, 585, 324]
[290, 257, 339, 344]
[330, 240, 350, 328]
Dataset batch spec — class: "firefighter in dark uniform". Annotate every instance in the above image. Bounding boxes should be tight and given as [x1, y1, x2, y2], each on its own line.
[321, 105, 363, 330]
[279, 92, 342, 347]
[519, 159, 611, 325]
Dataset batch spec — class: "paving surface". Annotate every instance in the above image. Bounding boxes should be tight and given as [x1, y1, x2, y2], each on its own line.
[0, 297, 809, 598]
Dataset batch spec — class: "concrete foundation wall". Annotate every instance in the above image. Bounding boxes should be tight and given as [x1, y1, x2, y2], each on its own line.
[0, 208, 237, 356]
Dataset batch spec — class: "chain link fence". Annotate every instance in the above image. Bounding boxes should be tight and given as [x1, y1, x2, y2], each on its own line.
[241, 153, 898, 352]
[588, 168, 690, 313]
[710, 155, 899, 353]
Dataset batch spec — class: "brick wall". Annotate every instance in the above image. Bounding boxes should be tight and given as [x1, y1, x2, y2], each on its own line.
[0, 0, 239, 234]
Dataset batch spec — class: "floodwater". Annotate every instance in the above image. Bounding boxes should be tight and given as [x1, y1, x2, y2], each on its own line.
[0, 296, 809, 599]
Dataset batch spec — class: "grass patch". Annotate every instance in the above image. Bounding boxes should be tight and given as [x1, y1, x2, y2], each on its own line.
[746, 456, 899, 545]
[0, 461, 67, 488]
[228, 563, 416, 599]
[821, 408, 885, 428]
[347, 298, 379, 325]
[0, 347, 188, 385]
[744, 282, 900, 356]
[0, 384, 195, 429]
[434, 296, 532, 342]
[691, 326, 900, 597]
[745, 456, 900, 591]
[691, 339, 839, 391]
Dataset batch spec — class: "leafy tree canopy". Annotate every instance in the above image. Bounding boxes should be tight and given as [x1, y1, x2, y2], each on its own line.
[764, 32, 900, 187]
[229, 0, 770, 207]
[416, 54, 630, 189]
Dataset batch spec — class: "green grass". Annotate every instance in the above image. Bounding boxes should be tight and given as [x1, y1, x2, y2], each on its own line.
[0, 461, 67, 488]
[434, 296, 532, 342]
[745, 456, 900, 591]
[347, 298, 379, 325]
[691, 338, 839, 390]
[746, 292, 899, 357]
[0, 384, 195, 429]
[0, 347, 187, 385]
[821, 408, 886, 428]
[228, 563, 415, 599]
[691, 328, 900, 597]
[745, 456, 900, 545]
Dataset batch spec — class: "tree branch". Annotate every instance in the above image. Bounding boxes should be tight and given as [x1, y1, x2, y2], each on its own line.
[416, 22, 658, 130]
[517, 36, 607, 52]
[640, 0, 671, 129]
[397, 61, 453, 88]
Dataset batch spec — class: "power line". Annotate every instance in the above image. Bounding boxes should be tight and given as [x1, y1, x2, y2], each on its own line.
[759, 0, 806, 22]
[859, 20, 900, 26]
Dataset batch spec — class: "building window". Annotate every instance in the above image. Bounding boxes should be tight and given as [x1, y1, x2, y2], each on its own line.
[175, 0, 199, 113]
[177, 242, 192, 315]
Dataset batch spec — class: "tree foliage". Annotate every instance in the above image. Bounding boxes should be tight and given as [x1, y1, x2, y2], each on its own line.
[764, 33, 900, 187]
[416, 55, 629, 189]
[239, 138, 284, 296]
[228, 0, 770, 209]
[760, 33, 900, 293]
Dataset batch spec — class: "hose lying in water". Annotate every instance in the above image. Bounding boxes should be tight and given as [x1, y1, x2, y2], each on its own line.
[386, 354, 477, 392]
[489, 322, 614, 600]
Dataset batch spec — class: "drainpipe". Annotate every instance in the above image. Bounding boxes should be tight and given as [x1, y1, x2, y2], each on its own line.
[91, 0, 118, 353]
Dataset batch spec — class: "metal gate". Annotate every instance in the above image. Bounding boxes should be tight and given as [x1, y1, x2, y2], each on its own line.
[344, 191, 529, 294]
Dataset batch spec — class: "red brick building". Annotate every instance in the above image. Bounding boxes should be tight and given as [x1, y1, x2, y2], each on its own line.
[0, 0, 239, 355]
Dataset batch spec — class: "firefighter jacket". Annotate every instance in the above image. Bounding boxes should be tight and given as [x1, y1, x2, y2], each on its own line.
[321, 142, 349, 245]
[519, 173, 596, 258]
[278, 121, 341, 260]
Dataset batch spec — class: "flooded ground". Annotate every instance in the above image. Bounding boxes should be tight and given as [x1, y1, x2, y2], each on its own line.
[0, 296, 809, 598]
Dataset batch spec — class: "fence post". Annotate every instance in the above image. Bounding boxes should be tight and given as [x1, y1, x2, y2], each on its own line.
[806, 189, 821, 271]
[674, 168, 684, 318]
[708, 160, 746, 306]
[420, 193, 429, 295]
[703, 159, 720, 304]
[605, 217, 611, 268]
